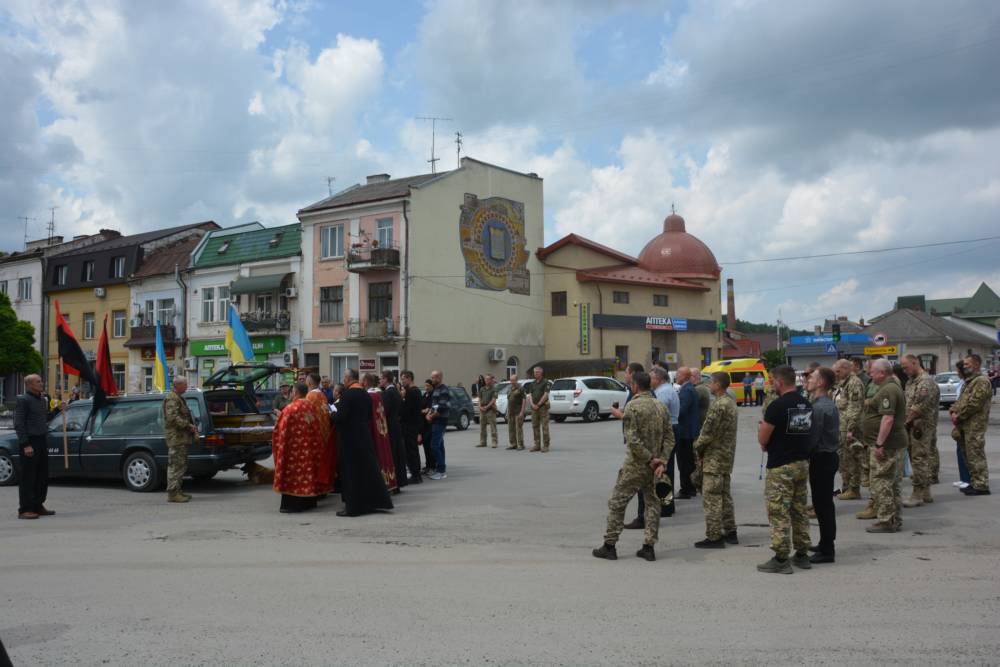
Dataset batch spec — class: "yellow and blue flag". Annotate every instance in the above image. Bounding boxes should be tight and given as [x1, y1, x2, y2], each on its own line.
[153, 320, 171, 392]
[224, 303, 254, 364]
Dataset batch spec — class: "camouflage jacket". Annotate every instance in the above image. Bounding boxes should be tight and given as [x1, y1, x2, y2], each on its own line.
[163, 391, 196, 446]
[622, 393, 673, 470]
[833, 373, 865, 437]
[904, 372, 939, 428]
[693, 393, 737, 474]
[952, 374, 992, 429]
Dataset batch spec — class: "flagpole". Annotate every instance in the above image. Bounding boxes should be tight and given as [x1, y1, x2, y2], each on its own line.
[60, 356, 69, 470]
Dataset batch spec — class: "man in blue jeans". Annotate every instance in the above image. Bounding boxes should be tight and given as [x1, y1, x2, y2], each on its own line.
[426, 369, 451, 480]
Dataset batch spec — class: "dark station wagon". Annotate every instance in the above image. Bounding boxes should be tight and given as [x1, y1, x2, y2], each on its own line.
[0, 364, 279, 492]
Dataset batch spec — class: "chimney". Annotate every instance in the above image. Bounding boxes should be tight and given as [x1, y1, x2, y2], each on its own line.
[726, 278, 736, 332]
[366, 173, 391, 184]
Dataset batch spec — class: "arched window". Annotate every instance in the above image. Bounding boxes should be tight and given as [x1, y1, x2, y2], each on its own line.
[506, 355, 519, 380]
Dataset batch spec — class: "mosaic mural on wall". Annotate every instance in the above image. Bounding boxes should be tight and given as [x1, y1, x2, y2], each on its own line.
[459, 194, 530, 295]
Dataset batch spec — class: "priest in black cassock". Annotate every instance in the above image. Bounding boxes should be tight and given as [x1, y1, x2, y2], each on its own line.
[331, 368, 393, 517]
[379, 371, 409, 489]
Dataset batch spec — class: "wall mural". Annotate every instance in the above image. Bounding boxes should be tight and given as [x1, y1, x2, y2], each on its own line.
[459, 194, 530, 295]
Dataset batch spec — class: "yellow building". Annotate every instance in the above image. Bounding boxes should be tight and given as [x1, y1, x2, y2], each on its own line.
[539, 212, 723, 376]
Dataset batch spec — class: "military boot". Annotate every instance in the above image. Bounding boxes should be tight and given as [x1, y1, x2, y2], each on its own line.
[855, 502, 877, 520]
[791, 551, 812, 570]
[902, 488, 925, 508]
[168, 493, 190, 503]
[592, 543, 618, 560]
[866, 521, 898, 533]
[921, 487, 934, 503]
[756, 557, 793, 574]
[838, 488, 861, 500]
[724, 531, 739, 545]
[636, 544, 656, 561]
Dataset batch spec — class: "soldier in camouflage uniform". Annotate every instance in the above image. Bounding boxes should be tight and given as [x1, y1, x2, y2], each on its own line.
[860, 363, 878, 489]
[593, 372, 673, 562]
[950, 354, 992, 495]
[163, 376, 197, 503]
[505, 375, 526, 450]
[832, 360, 866, 499]
[693, 372, 739, 548]
[860, 360, 909, 532]
[529, 367, 552, 452]
[477, 374, 499, 448]
[901, 354, 940, 506]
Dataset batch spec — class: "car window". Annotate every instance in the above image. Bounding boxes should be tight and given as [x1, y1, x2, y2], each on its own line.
[935, 373, 958, 383]
[553, 379, 577, 390]
[48, 404, 91, 433]
[582, 379, 603, 390]
[186, 398, 203, 431]
[94, 400, 164, 436]
[604, 379, 625, 391]
[730, 372, 747, 383]
[452, 386, 471, 402]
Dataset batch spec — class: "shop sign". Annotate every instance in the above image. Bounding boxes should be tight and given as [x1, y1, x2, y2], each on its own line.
[189, 336, 285, 357]
[645, 316, 688, 331]
[579, 303, 591, 355]
[359, 358, 377, 372]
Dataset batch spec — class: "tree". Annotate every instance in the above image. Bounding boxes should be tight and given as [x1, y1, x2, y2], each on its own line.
[0, 293, 43, 377]
[762, 348, 787, 370]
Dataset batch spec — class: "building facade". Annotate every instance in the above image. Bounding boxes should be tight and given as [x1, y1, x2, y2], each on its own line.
[538, 212, 723, 376]
[298, 157, 545, 383]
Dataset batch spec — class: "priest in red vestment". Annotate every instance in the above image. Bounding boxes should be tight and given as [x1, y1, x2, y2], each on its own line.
[305, 372, 337, 490]
[362, 373, 399, 493]
[272, 383, 333, 513]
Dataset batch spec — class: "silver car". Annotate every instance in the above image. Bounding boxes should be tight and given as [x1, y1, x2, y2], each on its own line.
[935, 372, 960, 408]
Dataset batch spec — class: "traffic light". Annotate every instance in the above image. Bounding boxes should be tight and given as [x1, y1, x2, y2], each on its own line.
[832, 323, 841, 342]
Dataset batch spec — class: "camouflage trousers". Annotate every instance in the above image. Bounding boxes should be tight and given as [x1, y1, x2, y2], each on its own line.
[870, 446, 904, 525]
[860, 442, 870, 487]
[838, 435, 866, 491]
[702, 472, 736, 540]
[507, 413, 524, 449]
[532, 404, 550, 451]
[960, 425, 990, 490]
[765, 460, 810, 560]
[479, 411, 498, 447]
[929, 430, 940, 484]
[907, 425, 935, 488]
[605, 464, 660, 547]
[166, 443, 189, 495]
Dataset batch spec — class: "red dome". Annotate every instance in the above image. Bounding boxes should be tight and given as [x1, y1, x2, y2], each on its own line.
[636, 213, 720, 278]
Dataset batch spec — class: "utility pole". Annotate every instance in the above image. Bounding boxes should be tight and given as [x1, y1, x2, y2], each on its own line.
[18, 216, 35, 249]
[47, 207, 58, 246]
[326, 176, 336, 197]
[416, 116, 452, 173]
[455, 131, 463, 168]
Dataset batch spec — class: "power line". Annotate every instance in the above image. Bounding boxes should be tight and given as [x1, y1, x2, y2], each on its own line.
[721, 235, 1000, 266]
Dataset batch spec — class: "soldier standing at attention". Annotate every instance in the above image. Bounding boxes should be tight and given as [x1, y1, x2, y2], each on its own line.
[860, 359, 908, 532]
[592, 372, 673, 562]
[163, 376, 197, 503]
[477, 374, 499, 448]
[832, 360, 865, 500]
[505, 374, 526, 450]
[901, 354, 940, 507]
[693, 372, 711, 428]
[693, 372, 738, 549]
[950, 354, 992, 496]
[529, 366, 552, 452]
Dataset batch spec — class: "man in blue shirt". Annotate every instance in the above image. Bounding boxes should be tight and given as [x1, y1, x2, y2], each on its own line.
[672, 367, 701, 499]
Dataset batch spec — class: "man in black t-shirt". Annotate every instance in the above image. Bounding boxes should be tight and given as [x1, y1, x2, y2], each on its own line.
[756, 365, 813, 574]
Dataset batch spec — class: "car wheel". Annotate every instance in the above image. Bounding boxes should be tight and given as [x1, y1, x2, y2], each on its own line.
[122, 451, 159, 492]
[458, 412, 471, 431]
[553, 416, 567, 423]
[0, 449, 16, 486]
[582, 402, 600, 423]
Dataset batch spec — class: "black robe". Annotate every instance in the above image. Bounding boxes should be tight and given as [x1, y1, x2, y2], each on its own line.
[381, 385, 408, 487]
[331, 387, 393, 515]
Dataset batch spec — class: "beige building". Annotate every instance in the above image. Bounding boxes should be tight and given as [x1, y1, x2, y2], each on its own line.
[538, 212, 723, 376]
[297, 157, 545, 383]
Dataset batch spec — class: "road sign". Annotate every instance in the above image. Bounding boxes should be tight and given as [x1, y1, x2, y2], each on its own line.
[864, 345, 898, 356]
[825, 343, 838, 353]
[873, 332, 887, 346]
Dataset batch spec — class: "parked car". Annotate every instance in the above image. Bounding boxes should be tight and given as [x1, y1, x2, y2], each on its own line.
[447, 384, 475, 431]
[548, 376, 628, 423]
[494, 379, 534, 423]
[935, 372, 961, 408]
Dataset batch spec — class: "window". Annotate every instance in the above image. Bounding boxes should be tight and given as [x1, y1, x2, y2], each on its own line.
[614, 345, 629, 370]
[218, 286, 230, 320]
[157, 298, 175, 325]
[49, 404, 90, 433]
[112, 363, 126, 393]
[321, 225, 344, 258]
[112, 310, 126, 337]
[506, 355, 518, 380]
[0, 281, 6, 294]
[320, 286, 344, 323]
[17, 277, 31, 301]
[368, 282, 392, 321]
[653, 294, 669, 307]
[376, 218, 393, 247]
[82, 261, 95, 282]
[202, 287, 215, 322]
[551, 291, 568, 316]
[94, 400, 163, 436]
[254, 293, 273, 314]
[701, 347, 712, 366]
[143, 299, 155, 325]
[83, 312, 95, 339]
[55, 265, 68, 286]
[612, 291, 630, 304]
[110, 256, 126, 278]
[143, 367, 154, 393]
[217, 240, 231, 254]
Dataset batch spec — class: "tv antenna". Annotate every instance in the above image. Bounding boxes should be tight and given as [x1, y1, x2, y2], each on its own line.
[416, 116, 452, 173]
[47, 207, 58, 246]
[18, 216, 36, 249]
[455, 131, 463, 168]
[326, 176, 336, 197]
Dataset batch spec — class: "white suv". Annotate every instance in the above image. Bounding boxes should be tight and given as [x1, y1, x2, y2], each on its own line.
[548, 376, 628, 423]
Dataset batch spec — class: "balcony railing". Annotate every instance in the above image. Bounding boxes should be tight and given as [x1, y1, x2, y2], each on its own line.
[240, 311, 291, 332]
[346, 317, 401, 341]
[346, 244, 401, 272]
[124, 324, 178, 348]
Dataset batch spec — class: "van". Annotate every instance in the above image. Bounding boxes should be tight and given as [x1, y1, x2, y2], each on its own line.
[701, 358, 770, 404]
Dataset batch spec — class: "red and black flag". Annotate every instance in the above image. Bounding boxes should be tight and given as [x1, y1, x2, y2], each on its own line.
[95, 313, 118, 397]
[54, 300, 101, 392]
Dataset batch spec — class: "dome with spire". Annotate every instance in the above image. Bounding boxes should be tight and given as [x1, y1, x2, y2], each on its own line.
[636, 212, 720, 279]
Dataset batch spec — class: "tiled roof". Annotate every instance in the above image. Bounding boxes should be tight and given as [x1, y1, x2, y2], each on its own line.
[48, 222, 218, 258]
[193, 223, 301, 269]
[133, 236, 201, 278]
[576, 265, 710, 291]
[536, 233, 638, 265]
[298, 172, 448, 213]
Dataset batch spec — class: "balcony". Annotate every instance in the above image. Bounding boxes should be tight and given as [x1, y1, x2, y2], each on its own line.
[124, 324, 177, 348]
[346, 244, 401, 272]
[346, 318, 401, 342]
[240, 311, 291, 332]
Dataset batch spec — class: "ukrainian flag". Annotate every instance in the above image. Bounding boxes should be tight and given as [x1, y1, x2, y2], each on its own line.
[153, 320, 171, 392]
[224, 304, 254, 364]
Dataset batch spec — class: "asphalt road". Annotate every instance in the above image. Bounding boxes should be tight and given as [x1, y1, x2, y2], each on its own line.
[2, 404, 999, 666]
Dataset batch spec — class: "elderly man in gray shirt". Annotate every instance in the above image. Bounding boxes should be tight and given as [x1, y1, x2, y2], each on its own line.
[807, 367, 840, 564]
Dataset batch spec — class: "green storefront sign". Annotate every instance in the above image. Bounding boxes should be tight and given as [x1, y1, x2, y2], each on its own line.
[189, 336, 286, 358]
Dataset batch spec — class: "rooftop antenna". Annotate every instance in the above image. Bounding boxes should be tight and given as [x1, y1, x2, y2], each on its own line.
[455, 131, 463, 168]
[326, 176, 336, 197]
[416, 116, 452, 173]
[47, 206, 58, 246]
[671, 202, 676, 214]
[18, 216, 35, 249]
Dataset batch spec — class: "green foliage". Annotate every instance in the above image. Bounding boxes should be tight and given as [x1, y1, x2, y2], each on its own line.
[762, 348, 787, 370]
[733, 318, 810, 338]
[0, 293, 43, 376]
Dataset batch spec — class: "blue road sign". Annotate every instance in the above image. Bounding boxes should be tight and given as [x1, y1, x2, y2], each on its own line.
[825, 343, 838, 353]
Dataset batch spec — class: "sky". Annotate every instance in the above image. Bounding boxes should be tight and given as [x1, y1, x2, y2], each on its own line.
[2, 0, 999, 326]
